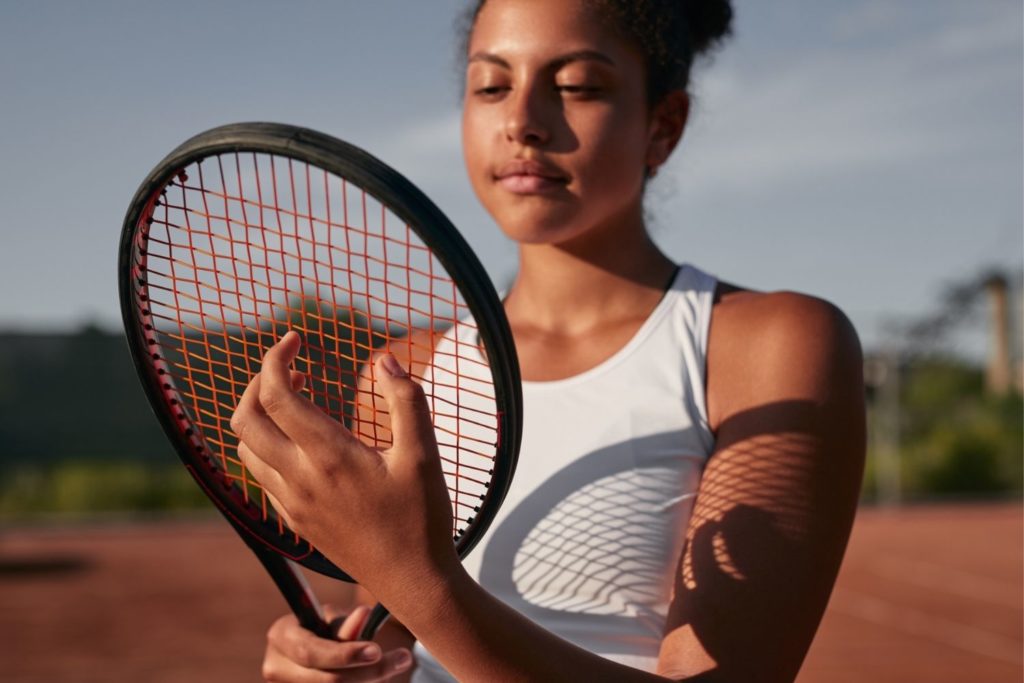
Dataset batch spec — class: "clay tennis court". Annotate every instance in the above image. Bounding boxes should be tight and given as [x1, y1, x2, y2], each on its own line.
[2, 502, 1020, 682]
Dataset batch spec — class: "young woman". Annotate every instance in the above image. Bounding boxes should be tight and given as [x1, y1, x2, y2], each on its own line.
[232, 0, 866, 680]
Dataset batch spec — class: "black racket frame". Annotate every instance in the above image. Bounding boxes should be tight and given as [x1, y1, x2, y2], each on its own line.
[118, 122, 521, 638]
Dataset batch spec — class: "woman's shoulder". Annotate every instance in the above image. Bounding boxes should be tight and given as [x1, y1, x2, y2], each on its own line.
[705, 282, 864, 430]
[712, 283, 858, 342]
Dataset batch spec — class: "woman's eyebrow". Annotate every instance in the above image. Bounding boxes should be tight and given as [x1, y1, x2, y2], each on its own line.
[467, 52, 512, 68]
[467, 49, 616, 70]
[550, 50, 616, 69]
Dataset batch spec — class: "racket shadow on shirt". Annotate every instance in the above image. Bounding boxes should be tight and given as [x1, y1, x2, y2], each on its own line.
[477, 428, 704, 656]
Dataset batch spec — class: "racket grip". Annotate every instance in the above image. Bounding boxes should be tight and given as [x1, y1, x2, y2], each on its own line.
[359, 603, 391, 640]
[227, 516, 334, 639]
[260, 553, 334, 639]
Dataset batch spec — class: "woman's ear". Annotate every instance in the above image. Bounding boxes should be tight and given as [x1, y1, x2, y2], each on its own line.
[645, 91, 690, 176]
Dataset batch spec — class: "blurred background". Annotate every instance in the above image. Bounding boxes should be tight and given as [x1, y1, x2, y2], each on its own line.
[1, 1, 1020, 681]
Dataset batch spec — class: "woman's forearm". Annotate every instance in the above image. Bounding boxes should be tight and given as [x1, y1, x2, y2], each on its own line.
[382, 564, 674, 683]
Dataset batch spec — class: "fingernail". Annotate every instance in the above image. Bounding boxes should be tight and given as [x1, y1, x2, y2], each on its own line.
[381, 353, 407, 378]
[358, 644, 381, 662]
[389, 650, 412, 671]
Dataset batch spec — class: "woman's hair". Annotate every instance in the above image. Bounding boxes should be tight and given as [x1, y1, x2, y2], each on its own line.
[459, 0, 734, 105]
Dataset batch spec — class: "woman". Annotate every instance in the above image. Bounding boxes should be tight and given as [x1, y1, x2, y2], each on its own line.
[233, 0, 866, 680]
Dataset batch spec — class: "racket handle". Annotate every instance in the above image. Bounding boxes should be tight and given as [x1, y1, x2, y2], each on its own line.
[359, 603, 391, 640]
[226, 516, 334, 639]
[257, 551, 334, 639]
[278, 558, 335, 639]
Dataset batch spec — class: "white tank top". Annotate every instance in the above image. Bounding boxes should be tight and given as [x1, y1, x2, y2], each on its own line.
[412, 264, 718, 680]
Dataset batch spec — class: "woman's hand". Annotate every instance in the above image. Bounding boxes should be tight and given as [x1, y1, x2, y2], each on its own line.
[230, 331, 459, 597]
[263, 605, 414, 682]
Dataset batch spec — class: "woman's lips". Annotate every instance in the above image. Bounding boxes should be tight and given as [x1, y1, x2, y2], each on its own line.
[494, 160, 568, 194]
[497, 174, 567, 194]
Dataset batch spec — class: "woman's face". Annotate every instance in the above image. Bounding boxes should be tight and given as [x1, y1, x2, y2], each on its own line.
[462, 0, 669, 248]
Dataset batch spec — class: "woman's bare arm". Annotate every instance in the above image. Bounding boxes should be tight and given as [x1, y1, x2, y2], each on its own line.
[657, 291, 866, 681]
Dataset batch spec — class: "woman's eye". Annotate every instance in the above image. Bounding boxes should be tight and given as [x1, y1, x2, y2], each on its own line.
[474, 85, 509, 98]
[556, 84, 602, 97]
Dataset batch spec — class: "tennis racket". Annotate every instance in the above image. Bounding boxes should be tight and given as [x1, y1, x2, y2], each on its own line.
[118, 122, 521, 641]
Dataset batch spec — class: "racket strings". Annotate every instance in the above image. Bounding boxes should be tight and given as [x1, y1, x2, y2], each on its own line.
[132, 151, 499, 546]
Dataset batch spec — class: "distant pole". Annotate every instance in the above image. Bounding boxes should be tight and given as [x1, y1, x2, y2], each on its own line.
[984, 274, 1011, 396]
[867, 351, 902, 506]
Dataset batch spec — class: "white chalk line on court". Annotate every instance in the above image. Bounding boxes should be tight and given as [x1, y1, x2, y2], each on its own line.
[867, 556, 1020, 607]
[832, 589, 1022, 665]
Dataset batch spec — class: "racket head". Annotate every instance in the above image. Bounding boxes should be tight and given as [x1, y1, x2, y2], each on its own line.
[119, 122, 521, 582]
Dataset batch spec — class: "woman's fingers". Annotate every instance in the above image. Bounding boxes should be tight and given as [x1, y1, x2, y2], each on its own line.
[264, 646, 413, 682]
[269, 614, 380, 670]
[264, 611, 414, 682]
[231, 373, 297, 470]
[233, 334, 359, 473]
[262, 487, 294, 530]
[234, 436, 292, 511]
[254, 332, 368, 468]
[374, 354, 436, 461]
[259, 332, 341, 444]
[334, 605, 372, 641]
[236, 442, 288, 503]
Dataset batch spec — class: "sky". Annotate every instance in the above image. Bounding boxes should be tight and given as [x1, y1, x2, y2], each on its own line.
[1, 0, 1021, 357]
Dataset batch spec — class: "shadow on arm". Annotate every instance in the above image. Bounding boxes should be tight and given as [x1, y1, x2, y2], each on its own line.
[659, 398, 866, 682]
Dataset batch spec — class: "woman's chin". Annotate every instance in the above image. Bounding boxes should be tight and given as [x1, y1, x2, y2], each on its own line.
[487, 205, 590, 247]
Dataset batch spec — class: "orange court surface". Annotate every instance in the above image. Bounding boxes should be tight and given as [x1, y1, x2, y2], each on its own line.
[1, 502, 1021, 682]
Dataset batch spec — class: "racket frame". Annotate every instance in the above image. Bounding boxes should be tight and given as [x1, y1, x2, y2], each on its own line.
[118, 122, 521, 635]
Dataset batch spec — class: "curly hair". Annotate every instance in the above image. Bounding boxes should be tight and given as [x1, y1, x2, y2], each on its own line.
[459, 0, 734, 105]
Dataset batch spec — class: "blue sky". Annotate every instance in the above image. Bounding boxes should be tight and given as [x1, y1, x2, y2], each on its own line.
[1, 0, 1021, 357]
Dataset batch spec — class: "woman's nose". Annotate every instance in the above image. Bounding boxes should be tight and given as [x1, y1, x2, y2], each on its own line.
[504, 84, 552, 146]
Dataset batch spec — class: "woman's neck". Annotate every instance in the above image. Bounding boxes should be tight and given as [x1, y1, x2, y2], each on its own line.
[505, 222, 677, 337]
